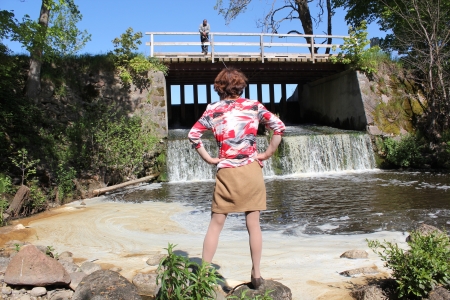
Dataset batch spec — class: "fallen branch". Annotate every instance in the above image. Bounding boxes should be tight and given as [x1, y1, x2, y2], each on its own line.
[93, 174, 159, 196]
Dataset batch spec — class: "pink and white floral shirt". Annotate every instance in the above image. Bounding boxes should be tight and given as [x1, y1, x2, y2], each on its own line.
[188, 98, 285, 169]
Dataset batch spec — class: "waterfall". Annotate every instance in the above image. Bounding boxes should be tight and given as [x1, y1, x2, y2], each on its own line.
[167, 127, 376, 182]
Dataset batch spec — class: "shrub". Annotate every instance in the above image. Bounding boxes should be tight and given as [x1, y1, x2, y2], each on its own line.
[379, 134, 426, 168]
[156, 243, 220, 299]
[367, 230, 450, 299]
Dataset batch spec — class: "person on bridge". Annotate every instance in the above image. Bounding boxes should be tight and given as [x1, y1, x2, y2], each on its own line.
[199, 19, 210, 55]
[188, 68, 285, 290]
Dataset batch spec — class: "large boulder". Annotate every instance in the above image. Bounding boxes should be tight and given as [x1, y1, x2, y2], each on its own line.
[72, 270, 141, 300]
[406, 224, 443, 242]
[428, 286, 450, 300]
[4, 244, 70, 286]
[351, 285, 387, 300]
[230, 279, 292, 300]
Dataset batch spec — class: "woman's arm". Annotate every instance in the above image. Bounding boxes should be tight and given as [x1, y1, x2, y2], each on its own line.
[257, 134, 282, 161]
[196, 147, 224, 165]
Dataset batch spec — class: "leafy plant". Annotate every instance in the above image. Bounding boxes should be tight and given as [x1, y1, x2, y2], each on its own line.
[367, 230, 450, 299]
[55, 163, 76, 202]
[10, 148, 40, 185]
[28, 179, 47, 210]
[45, 245, 58, 258]
[112, 27, 167, 90]
[330, 20, 382, 75]
[156, 243, 220, 299]
[379, 134, 426, 168]
[14, 243, 21, 252]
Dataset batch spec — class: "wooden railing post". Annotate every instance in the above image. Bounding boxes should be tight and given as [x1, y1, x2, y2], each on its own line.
[150, 33, 154, 57]
[260, 34, 264, 63]
[211, 33, 214, 63]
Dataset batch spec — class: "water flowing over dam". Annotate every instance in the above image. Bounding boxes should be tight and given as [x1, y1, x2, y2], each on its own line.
[167, 126, 376, 182]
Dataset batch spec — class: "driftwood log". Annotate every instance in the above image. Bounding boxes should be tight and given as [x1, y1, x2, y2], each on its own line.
[6, 185, 30, 217]
[93, 174, 159, 196]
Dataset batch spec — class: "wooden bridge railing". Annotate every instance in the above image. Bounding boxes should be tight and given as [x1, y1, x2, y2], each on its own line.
[145, 32, 348, 63]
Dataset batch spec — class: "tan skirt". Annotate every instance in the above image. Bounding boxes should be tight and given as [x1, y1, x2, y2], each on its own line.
[212, 161, 266, 213]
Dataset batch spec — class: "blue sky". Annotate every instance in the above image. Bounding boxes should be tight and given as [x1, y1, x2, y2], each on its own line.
[2, 0, 386, 104]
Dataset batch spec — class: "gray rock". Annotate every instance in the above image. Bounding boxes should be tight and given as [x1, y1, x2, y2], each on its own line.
[428, 286, 450, 300]
[109, 266, 122, 273]
[4, 245, 70, 286]
[0, 256, 11, 274]
[59, 259, 80, 273]
[35, 245, 48, 254]
[340, 250, 369, 259]
[340, 267, 379, 277]
[230, 279, 292, 300]
[2, 286, 12, 295]
[69, 272, 86, 290]
[80, 261, 101, 275]
[146, 254, 166, 266]
[30, 287, 47, 297]
[351, 285, 387, 300]
[18, 294, 31, 300]
[406, 223, 443, 242]
[72, 270, 141, 300]
[132, 272, 159, 297]
[48, 288, 73, 300]
[58, 252, 73, 261]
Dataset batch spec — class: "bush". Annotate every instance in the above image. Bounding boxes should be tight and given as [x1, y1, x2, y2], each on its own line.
[379, 134, 426, 168]
[156, 243, 220, 299]
[367, 230, 450, 299]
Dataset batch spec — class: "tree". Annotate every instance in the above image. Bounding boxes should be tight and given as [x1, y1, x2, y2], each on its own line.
[214, 0, 335, 53]
[10, 0, 90, 100]
[335, 0, 450, 141]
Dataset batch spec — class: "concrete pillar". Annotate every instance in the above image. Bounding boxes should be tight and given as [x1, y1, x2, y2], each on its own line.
[257, 83, 262, 103]
[193, 84, 199, 120]
[207, 84, 212, 104]
[269, 83, 275, 112]
[180, 84, 185, 126]
[166, 81, 172, 125]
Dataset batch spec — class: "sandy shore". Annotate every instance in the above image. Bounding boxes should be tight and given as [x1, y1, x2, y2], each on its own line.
[1, 194, 408, 300]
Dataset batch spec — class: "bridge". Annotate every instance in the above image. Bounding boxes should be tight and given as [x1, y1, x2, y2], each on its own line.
[145, 32, 365, 129]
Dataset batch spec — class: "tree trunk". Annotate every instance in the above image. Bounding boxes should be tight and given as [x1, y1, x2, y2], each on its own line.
[294, 0, 317, 53]
[25, 0, 50, 100]
[325, 0, 332, 54]
[6, 185, 30, 217]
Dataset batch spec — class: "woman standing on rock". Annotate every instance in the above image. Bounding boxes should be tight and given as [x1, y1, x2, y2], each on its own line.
[188, 68, 285, 289]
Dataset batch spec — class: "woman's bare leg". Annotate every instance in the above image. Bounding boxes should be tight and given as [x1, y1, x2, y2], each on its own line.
[202, 212, 227, 263]
[245, 210, 262, 278]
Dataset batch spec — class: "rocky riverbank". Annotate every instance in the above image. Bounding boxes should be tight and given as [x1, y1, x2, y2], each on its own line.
[0, 188, 410, 300]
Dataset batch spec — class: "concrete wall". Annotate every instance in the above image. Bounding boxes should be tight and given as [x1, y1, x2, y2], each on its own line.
[299, 70, 369, 130]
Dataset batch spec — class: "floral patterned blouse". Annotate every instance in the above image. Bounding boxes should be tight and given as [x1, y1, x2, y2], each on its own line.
[188, 98, 285, 169]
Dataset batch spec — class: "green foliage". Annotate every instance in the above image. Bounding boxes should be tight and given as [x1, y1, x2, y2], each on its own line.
[367, 230, 450, 298]
[228, 289, 274, 300]
[14, 243, 21, 252]
[157, 243, 220, 299]
[0, 174, 13, 195]
[378, 134, 426, 168]
[55, 163, 76, 201]
[45, 245, 58, 258]
[29, 179, 48, 210]
[112, 27, 168, 90]
[330, 21, 382, 75]
[10, 148, 40, 186]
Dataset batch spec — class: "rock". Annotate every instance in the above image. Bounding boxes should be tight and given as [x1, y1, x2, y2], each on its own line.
[30, 286, 47, 297]
[80, 261, 102, 275]
[72, 270, 141, 300]
[69, 272, 86, 290]
[351, 285, 387, 300]
[340, 250, 369, 259]
[428, 286, 450, 300]
[109, 266, 122, 272]
[146, 254, 166, 266]
[4, 244, 71, 286]
[13, 224, 26, 230]
[367, 125, 383, 136]
[0, 256, 11, 274]
[48, 288, 73, 300]
[35, 245, 48, 253]
[2, 286, 12, 295]
[406, 224, 443, 242]
[230, 279, 292, 300]
[340, 267, 379, 277]
[18, 294, 31, 300]
[59, 259, 80, 273]
[132, 272, 159, 297]
[58, 251, 73, 261]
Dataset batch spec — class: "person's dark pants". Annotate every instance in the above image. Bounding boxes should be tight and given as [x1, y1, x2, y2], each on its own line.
[201, 34, 209, 53]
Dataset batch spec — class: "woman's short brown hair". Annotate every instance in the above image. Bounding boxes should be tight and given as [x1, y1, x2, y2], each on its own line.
[214, 68, 248, 99]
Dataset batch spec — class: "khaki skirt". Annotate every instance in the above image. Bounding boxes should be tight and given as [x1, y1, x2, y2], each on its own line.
[212, 161, 266, 213]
